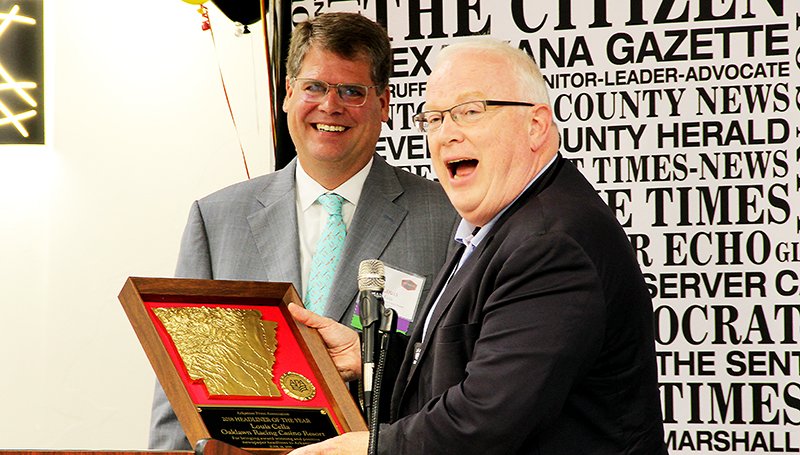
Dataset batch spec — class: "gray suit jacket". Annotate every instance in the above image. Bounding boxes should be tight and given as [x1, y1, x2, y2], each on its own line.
[148, 154, 458, 449]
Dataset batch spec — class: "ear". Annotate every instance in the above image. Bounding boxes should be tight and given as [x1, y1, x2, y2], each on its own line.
[528, 104, 553, 151]
[378, 87, 391, 122]
[282, 77, 293, 113]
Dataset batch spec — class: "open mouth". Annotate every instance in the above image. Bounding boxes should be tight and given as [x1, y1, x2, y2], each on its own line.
[447, 158, 479, 179]
[315, 123, 348, 132]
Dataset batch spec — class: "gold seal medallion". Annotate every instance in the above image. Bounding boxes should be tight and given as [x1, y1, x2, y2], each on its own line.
[280, 372, 316, 401]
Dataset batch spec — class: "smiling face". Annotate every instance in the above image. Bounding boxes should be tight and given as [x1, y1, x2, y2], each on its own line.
[283, 45, 390, 189]
[425, 48, 555, 226]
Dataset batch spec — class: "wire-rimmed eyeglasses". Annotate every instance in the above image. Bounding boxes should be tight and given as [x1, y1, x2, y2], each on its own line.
[413, 100, 536, 133]
[291, 77, 380, 107]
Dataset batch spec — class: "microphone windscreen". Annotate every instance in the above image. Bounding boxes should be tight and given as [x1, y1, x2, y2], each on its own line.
[358, 259, 385, 291]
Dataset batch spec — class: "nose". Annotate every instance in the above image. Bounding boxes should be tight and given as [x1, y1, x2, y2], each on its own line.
[436, 111, 463, 143]
[317, 87, 344, 113]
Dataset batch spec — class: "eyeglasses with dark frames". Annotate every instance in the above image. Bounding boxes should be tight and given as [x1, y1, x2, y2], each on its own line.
[413, 100, 536, 133]
[291, 77, 380, 107]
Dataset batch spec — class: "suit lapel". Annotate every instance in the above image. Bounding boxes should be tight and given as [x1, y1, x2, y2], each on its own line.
[406, 243, 464, 346]
[404, 243, 475, 379]
[391, 242, 464, 415]
[247, 160, 302, 291]
[324, 156, 408, 322]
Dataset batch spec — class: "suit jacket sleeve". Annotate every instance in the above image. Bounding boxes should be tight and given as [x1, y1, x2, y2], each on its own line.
[148, 201, 210, 450]
[380, 232, 608, 454]
[174, 200, 213, 279]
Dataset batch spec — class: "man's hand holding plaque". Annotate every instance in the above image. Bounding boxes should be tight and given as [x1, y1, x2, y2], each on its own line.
[286, 303, 362, 383]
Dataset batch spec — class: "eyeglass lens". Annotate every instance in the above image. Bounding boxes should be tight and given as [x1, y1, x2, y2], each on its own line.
[416, 101, 487, 132]
[296, 79, 370, 105]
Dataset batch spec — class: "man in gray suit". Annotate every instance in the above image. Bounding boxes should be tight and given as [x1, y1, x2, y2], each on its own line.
[147, 12, 458, 450]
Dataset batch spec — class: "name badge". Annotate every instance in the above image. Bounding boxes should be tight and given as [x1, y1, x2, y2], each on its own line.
[382, 264, 425, 333]
[350, 263, 426, 334]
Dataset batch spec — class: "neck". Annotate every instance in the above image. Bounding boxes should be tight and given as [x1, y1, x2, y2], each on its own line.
[299, 156, 371, 190]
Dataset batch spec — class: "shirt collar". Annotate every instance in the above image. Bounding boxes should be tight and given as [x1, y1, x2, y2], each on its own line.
[296, 157, 374, 211]
[454, 154, 557, 248]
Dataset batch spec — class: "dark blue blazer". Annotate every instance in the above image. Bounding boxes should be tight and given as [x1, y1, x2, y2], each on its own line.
[380, 156, 668, 454]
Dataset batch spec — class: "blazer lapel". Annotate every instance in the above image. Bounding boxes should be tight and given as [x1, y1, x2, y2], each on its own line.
[247, 160, 302, 291]
[405, 243, 475, 376]
[391, 242, 464, 416]
[406, 243, 464, 346]
[324, 156, 408, 322]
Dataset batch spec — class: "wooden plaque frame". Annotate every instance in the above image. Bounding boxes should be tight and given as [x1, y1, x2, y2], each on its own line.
[119, 277, 366, 454]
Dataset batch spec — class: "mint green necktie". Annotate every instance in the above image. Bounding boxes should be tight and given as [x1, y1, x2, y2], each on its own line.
[305, 193, 346, 314]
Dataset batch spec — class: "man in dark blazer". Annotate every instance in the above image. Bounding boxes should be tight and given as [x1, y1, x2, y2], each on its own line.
[148, 13, 458, 450]
[289, 37, 667, 454]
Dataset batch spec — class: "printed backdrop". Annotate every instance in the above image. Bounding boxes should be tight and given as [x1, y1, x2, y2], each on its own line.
[287, 1, 800, 453]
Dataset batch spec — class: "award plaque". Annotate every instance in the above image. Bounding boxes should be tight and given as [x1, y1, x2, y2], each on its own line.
[119, 277, 366, 454]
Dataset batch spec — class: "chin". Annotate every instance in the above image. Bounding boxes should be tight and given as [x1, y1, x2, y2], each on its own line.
[453, 205, 476, 220]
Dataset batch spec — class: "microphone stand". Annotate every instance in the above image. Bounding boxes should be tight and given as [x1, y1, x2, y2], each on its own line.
[368, 306, 397, 455]
[359, 290, 380, 428]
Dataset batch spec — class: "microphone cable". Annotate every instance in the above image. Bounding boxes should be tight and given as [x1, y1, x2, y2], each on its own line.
[368, 307, 396, 455]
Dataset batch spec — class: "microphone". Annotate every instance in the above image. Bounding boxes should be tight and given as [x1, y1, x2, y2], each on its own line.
[358, 259, 396, 455]
[358, 259, 385, 419]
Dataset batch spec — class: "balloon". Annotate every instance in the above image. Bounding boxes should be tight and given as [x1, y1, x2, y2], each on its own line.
[211, 0, 261, 26]
[181, 0, 209, 5]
